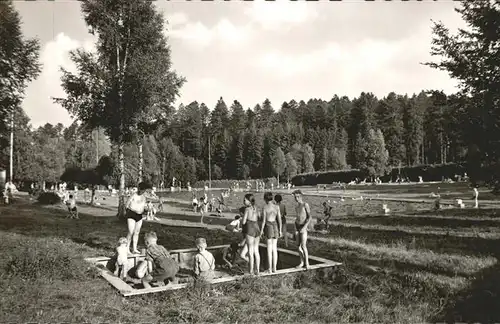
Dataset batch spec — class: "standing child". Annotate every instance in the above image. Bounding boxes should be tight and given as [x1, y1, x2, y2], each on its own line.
[114, 237, 129, 280]
[192, 194, 198, 213]
[198, 197, 206, 224]
[274, 194, 288, 247]
[292, 190, 311, 269]
[193, 238, 215, 280]
[125, 182, 149, 254]
[261, 192, 282, 273]
[241, 193, 262, 276]
[66, 194, 78, 219]
[136, 232, 179, 288]
[473, 185, 479, 208]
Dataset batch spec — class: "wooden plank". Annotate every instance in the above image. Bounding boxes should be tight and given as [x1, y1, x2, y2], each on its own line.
[86, 246, 342, 297]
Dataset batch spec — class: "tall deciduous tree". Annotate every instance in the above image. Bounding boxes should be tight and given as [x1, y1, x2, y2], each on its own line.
[55, 0, 184, 218]
[271, 147, 286, 184]
[358, 129, 390, 179]
[426, 1, 500, 186]
[0, 0, 41, 154]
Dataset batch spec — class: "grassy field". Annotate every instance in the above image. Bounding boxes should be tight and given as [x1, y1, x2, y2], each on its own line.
[2, 186, 500, 323]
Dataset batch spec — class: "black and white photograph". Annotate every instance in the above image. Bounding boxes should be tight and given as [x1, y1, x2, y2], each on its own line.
[1, 0, 500, 322]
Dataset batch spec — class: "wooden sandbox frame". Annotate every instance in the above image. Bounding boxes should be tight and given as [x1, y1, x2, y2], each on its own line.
[85, 244, 342, 297]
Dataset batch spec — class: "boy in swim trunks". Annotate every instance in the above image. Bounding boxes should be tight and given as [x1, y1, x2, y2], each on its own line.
[261, 192, 282, 273]
[293, 190, 311, 269]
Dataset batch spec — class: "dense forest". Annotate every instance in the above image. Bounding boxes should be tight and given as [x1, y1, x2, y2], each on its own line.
[0, 89, 466, 187]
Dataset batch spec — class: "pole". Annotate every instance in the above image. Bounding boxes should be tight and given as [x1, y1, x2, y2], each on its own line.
[9, 111, 14, 182]
[208, 135, 212, 189]
[96, 127, 99, 164]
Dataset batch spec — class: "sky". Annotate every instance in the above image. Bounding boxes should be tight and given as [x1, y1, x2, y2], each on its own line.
[14, 0, 466, 128]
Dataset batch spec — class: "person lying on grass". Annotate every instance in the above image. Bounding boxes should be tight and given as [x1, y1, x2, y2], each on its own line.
[193, 237, 215, 280]
[114, 237, 129, 280]
[262, 192, 282, 274]
[293, 190, 311, 269]
[136, 231, 179, 288]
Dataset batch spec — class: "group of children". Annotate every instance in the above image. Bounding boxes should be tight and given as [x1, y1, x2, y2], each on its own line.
[113, 189, 313, 288]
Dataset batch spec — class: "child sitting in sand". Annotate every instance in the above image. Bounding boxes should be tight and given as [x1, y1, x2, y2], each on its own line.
[136, 232, 179, 288]
[225, 215, 242, 232]
[193, 238, 215, 280]
[66, 194, 78, 219]
[114, 237, 129, 279]
[215, 241, 246, 273]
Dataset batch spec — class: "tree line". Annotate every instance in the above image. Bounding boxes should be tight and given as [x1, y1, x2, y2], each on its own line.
[1, 89, 467, 187]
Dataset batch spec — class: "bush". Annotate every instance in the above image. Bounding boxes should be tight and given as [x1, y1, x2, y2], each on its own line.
[291, 163, 469, 186]
[37, 192, 61, 205]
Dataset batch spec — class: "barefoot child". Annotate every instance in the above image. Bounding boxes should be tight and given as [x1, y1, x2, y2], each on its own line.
[293, 190, 311, 269]
[114, 237, 129, 279]
[66, 194, 78, 219]
[126, 182, 150, 254]
[242, 193, 262, 276]
[237, 206, 249, 262]
[216, 241, 247, 274]
[262, 192, 282, 273]
[136, 232, 179, 288]
[274, 194, 288, 247]
[194, 238, 215, 280]
[225, 215, 242, 232]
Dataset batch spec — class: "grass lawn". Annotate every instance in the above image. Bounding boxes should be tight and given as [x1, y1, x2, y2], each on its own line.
[1, 197, 500, 323]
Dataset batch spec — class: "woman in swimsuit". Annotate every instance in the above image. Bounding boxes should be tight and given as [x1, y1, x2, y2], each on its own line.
[241, 193, 262, 275]
[125, 182, 150, 254]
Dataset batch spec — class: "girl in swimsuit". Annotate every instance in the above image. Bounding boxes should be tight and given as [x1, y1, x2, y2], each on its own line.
[262, 192, 282, 273]
[242, 193, 261, 275]
[125, 182, 150, 254]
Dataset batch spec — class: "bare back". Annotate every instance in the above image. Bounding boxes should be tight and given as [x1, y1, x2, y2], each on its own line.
[245, 206, 259, 222]
[262, 203, 278, 223]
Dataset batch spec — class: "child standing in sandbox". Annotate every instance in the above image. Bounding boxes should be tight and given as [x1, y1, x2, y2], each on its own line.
[193, 238, 216, 280]
[262, 192, 282, 273]
[136, 232, 179, 288]
[292, 190, 311, 269]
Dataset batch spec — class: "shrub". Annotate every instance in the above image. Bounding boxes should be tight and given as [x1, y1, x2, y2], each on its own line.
[291, 163, 469, 186]
[37, 192, 61, 205]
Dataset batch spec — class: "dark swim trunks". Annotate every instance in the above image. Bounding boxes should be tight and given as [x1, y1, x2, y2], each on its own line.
[244, 220, 260, 238]
[295, 222, 306, 232]
[264, 221, 279, 239]
[126, 209, 144, 222]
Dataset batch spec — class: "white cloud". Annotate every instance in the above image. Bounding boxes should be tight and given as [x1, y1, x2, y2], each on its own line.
[166, 13, 252, 49]
[22, 33, 96, 127]
[166, 12, 189, 27]
[244, 0, 319, 30]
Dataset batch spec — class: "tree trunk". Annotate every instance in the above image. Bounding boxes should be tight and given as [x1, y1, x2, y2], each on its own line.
[138, 140, 143, 183]
[117, 142, 127, 219]
[91, 185, 96, 206]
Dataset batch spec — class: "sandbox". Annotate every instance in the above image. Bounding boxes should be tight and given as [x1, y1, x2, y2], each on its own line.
[85, 244, 342, 296]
